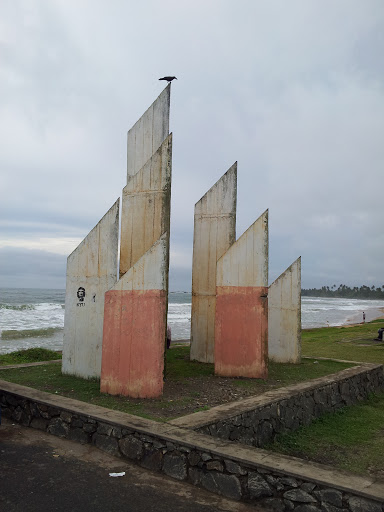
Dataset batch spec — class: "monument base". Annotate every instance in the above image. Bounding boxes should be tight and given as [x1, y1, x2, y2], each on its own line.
[101, 289, 166, 398]
[214, 286, 268, 379]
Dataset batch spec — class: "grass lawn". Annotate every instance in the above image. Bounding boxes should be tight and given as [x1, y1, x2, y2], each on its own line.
[0, 346, 352, 421]
[302, 318, 384, 363]
[266, 392, 384, 478]
[0, 348, 61, 366]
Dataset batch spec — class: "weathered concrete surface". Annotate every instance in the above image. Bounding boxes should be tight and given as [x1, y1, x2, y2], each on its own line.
[101, 236, 168, 398]
[62, 200, 119, 379]
[101, 86, 172, 399]
[190, 164, 237, 363]
[215, 287, 268, 378]
[216, 210, 268, 289]
[269, 257, 301, 363]
[215, 211, 269, 379]
[127, 84, 170, 180]
[120, 134, 172, 278]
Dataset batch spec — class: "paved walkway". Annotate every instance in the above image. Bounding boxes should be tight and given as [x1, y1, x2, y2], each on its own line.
[0, 418, 262, 512]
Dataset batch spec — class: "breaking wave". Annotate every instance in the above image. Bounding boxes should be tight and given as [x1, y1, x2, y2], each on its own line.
[1, 327, 63, 340]
[0, 304, 35, 311]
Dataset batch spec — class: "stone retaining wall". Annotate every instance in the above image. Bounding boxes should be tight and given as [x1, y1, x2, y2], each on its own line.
[171, 364, 384, 449]
[1, 364, 384, 511]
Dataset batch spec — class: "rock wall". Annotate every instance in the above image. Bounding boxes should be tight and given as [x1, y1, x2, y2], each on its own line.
[187, 364, 384, 448]
[1, 373, 384, 511]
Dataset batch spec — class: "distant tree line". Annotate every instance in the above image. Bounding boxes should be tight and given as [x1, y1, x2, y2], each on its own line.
[302, 284, 384, 299]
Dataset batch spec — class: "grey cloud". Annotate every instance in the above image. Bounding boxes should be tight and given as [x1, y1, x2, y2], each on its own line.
[1, 0, 384, 291]
[0, 248, 66, 289]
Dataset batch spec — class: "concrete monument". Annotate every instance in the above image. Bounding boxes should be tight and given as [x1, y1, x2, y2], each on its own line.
[101, 235, 168, 397]
[268, 257, 301, 363]
[127, 85, 170, 180]
[100, 85, 172, 398]
[215, 210, 269, 379]
[119, 134, 172, 278]
[62, 200, 120, 379]
[190, 164, 237, 363]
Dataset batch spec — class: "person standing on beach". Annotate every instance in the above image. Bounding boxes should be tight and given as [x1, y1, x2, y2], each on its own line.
[167, 325, 172, 349]
[363, 312, 366, 323]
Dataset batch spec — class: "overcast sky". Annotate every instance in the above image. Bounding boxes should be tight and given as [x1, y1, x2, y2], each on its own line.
[1, 0, 383, 291]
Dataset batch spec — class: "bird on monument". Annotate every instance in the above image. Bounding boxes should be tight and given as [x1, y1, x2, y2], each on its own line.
[159, 76, 177, 82]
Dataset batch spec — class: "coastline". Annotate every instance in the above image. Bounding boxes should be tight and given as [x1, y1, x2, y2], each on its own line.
[1, 293, 384, 354]
[302, 300, 384, 329]
[302, 308, 384, 331]
[343, 307, 384, 328]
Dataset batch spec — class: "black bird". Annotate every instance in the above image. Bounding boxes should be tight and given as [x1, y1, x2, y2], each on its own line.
[159, 76, 177, 82]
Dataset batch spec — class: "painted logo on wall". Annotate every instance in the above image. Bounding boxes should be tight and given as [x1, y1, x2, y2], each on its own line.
[77, 287, 86, 307]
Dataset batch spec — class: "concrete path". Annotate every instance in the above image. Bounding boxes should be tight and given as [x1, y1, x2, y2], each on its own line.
[0, 418, 263, 512]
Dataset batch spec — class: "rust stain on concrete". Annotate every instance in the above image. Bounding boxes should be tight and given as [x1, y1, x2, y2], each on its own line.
[101, 289, 166, 398]
[215, 286, 268, 379]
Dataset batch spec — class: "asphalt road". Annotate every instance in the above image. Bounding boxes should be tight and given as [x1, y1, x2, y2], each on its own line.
[0, 418, 262, 512]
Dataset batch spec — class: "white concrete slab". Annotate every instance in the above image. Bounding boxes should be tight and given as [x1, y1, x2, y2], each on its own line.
[268, 257, 301, 363]
[127, 85, 170, 180]
[112, 234, 168, 292]
[216, 210, 268, 288]
[62, 199, 120, 379]
[190, 164, 237, 363]
[120, 135, 172, 278]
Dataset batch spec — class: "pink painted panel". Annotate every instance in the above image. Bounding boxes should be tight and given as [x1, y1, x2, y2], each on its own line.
[100, 289, 166, 398]
[215, 286, 268, 379]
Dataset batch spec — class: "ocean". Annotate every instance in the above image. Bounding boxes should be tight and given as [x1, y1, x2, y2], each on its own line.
[0, 288, 383, 354]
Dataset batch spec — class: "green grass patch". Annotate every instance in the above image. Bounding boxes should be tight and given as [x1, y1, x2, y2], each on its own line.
[302, 318, 384, 363]
[194, 405, 210, 412]
[0, 348, 61, 366]
[232, 358, 353, 390]
[267, 392, 384, 477]
[0, 346, 353, 422]
[166, 346, 214, 378]
[268, 358, 352, 384]
[0, 363, 153, 419]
